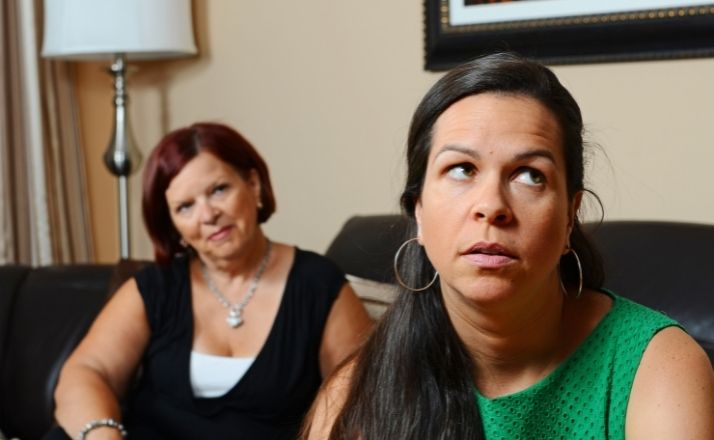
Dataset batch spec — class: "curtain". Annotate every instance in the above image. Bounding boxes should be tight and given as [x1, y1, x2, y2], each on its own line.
[0, 0, 93, 265]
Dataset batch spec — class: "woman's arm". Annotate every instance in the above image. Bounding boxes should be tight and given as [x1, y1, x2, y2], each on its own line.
[302, 362, 355, 440]
[54, 278, 150, 439]
[319, 283, 372, 378]
[626, 326, 714, 439]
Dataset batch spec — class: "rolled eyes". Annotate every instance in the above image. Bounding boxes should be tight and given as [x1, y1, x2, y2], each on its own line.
[447, 164, 545, 186]
[447, 164, 476, 180]
[514, 168, 545, 185]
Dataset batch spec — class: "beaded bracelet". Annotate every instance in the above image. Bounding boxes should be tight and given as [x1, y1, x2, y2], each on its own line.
[77, 418, 127, 440]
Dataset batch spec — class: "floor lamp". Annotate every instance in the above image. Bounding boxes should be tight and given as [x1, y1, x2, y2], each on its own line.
[41, 0, 197, 259]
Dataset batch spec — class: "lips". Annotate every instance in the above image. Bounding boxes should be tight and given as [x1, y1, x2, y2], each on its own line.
[462, 241, 517, 268]
[207, 225, 233, 241]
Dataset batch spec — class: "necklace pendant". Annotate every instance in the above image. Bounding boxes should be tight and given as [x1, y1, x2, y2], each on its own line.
[226, 309, 243, 328]
[201, 240, 271, 330]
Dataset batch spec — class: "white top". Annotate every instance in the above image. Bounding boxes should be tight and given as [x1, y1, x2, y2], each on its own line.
[190, 351, 255, 398]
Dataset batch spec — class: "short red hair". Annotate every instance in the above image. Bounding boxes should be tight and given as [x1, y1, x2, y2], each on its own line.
[142, 122, 276, 265]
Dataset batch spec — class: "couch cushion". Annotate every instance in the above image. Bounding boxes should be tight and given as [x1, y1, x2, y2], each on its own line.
[346, 274, 398, 321]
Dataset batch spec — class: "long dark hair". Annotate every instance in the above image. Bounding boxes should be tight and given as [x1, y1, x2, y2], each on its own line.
[320, 53, 604, 439]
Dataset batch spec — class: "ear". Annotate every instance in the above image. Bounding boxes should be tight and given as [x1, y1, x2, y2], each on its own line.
[414, 199, 424, 243]
[566, 191, 583, 241]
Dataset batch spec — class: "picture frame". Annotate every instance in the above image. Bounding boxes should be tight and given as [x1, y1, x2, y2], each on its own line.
[425, 0, 714, 70]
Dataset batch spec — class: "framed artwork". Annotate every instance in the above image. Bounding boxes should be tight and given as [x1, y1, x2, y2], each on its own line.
[425, 0, 714, 70]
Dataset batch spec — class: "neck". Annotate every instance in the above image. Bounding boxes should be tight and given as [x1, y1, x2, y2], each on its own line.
[444, 274, 568, 395]
[201, 232, 270, 283]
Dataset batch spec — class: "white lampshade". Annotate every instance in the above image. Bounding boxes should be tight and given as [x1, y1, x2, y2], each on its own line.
[41, 0, 197, 60]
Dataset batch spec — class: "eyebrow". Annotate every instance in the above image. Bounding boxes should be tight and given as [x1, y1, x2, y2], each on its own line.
[513, 149, 557, 164]
[165, 197, 187, 208]
[165, 189, 195, 208]
[434, 145, 557, 164]
[433, 145, 480, 161]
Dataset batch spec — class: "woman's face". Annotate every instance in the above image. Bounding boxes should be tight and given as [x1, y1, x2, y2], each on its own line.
[415, 93, 580, 305]
[165, 151, 262, 262]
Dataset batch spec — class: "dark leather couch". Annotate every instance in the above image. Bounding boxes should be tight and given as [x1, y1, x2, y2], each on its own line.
[1, 218, 712, 439]
[0, 261, 147, 440]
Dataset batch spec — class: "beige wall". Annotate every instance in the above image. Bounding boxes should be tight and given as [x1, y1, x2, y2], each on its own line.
[77, 1, 714, 262]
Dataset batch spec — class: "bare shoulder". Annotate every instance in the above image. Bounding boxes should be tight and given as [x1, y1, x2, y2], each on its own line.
[626, 326, 714, 439]
[303, 360, 356, 440]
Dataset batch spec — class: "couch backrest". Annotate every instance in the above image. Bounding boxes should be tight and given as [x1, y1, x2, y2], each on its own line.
[0, 259, 149, 440]
[326, 215, 714, 363]
[0, 265, 114, 440]
[586, 221, 714, 362]
[0, 266, 30, 376]
[326, 215, 409, 285]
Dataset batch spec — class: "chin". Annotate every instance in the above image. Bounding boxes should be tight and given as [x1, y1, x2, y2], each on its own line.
[202, 242, 241, 260]
[447, 276, 518, 304]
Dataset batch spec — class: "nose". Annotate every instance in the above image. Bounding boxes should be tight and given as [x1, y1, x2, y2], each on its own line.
[472, 178, 513, 225]
[198, 201, 219, 224]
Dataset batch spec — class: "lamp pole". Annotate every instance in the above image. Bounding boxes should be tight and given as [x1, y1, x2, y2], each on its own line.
[103, 54, 142, 259]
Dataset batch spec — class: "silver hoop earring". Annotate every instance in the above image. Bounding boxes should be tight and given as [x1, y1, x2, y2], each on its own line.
[393, 237, 439, 292]
[563, 248, 583, 298]
[179, 238, 188, 248]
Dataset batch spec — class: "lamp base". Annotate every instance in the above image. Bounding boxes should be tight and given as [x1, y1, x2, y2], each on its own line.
[104, 54, 142, 259]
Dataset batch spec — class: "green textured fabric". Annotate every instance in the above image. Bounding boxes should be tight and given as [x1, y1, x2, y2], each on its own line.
[475, 292, 679, 440]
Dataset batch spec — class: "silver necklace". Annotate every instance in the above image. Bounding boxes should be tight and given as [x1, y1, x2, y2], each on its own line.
[200, 240, 272, 328]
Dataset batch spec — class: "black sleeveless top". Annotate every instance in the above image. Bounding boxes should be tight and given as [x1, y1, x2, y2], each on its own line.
[125, 249, 345, 439]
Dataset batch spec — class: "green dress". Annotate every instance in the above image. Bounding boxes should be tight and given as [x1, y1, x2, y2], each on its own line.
[475, 292, 679, 440]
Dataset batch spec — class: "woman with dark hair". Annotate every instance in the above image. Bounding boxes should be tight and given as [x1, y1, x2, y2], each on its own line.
[303, 53, 714, 439]
[51, 122, 372, 439]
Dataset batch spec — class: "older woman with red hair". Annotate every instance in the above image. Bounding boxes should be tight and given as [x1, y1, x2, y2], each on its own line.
[51, 123, 371, 440]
